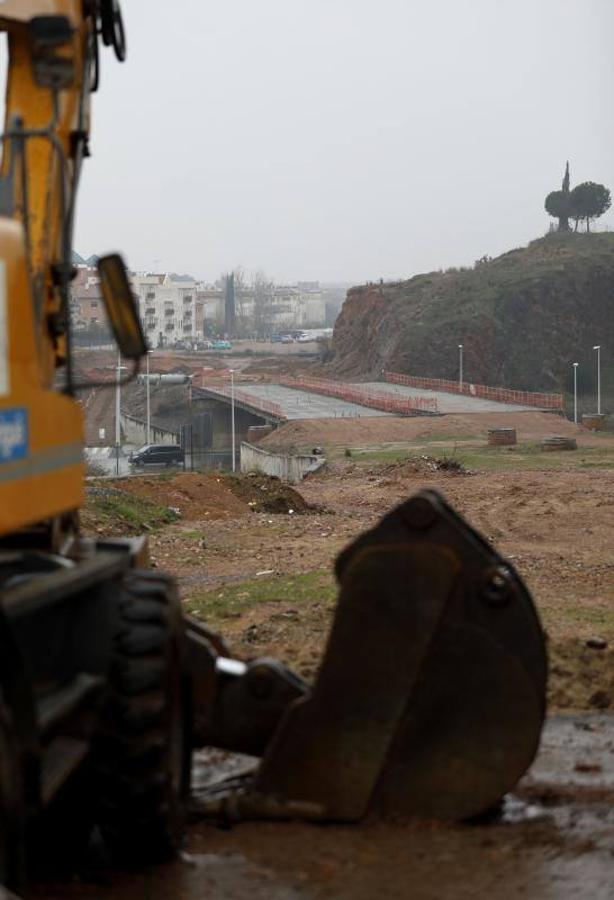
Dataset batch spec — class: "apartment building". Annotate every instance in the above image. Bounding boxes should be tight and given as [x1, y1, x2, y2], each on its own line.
[198, 283, 326, 334]
[71, 263, 328, 345]
[132, 273, 199, 347]
[70, 265, 104, 329]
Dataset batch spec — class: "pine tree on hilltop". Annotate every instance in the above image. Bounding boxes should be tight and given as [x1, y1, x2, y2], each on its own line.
[544, 161, 571, 232]
[569, 181, 611, 232]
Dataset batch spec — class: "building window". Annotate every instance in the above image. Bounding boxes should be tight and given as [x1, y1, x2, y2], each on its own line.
[90, 300, 99, 307]
[183, 295, 192, 302]
[146, 291, 155, 300]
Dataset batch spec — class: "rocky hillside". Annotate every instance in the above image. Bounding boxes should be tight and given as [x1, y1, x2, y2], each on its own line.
[332, 234, 614, 393]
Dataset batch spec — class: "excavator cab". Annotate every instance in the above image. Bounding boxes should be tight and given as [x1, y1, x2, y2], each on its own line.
[0, 3, 547, 895]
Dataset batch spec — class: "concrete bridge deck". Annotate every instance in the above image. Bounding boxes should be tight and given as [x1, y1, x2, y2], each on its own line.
[361, 382, 541, 414]
[196, 383, 392, 421]
[195, 380, 545, 423]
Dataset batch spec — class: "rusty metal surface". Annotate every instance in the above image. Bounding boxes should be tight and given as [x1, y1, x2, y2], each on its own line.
[211, 489, 547, 822]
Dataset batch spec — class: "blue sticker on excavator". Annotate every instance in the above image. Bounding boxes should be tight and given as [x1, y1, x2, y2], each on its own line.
[0, 408, 29, 462]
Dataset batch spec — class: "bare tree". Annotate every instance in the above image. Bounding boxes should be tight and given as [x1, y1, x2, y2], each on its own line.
[252, 269, 275, 338]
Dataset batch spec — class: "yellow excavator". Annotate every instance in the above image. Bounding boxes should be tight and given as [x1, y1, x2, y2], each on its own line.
[0, 3, 547, 896]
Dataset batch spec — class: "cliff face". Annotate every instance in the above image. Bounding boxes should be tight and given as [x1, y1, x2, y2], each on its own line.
[332, 234, 614, 392]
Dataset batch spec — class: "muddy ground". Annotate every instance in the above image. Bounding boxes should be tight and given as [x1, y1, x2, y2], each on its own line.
[36, 455, 614, 899]
[103, 460, 614, 712]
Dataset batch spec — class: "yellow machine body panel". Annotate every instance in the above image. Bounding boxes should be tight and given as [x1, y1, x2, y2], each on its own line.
[0, 218, 84, 537]
[0, 2, 88, 536]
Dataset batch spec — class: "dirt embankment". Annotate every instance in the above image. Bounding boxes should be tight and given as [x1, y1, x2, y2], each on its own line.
[331, 233, 614, 395]
[259, 410, 581, 451]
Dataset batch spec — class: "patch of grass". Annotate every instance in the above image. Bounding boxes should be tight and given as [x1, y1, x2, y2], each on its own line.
[413, 432, 479, 445]
[84, 487, 180, 534]
[177, 529, 203, 540]
[184, 568, 336, 623]
[334, 440, 614, 472]
[538, 590, 614, 641]
[346, 447, 421, 464]
[451, 443, 614, 472]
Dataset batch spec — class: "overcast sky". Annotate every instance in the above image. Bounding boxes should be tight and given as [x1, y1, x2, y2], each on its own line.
[76, 0, 614, 283]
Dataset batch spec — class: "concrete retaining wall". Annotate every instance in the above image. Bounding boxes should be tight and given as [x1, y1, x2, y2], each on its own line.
[120, 412, 179, 447]
[240, 442, 325, 483]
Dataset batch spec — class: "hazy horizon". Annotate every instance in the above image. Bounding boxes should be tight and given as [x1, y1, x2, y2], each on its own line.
[75, 0, 614, 284]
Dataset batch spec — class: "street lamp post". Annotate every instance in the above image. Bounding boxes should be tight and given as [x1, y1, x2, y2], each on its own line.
[593, 345, 601, 415]
[115, 353, 127, 475]
[573, 362, 579, 425]
[146, 351, 152, 444]
[458, 344, 463, 393]
[230, 369, 236, 472]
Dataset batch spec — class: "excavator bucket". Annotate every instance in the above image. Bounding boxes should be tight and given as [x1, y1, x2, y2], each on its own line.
[197, 490, 547, 822]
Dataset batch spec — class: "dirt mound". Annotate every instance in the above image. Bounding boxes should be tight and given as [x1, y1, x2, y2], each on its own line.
[227, 473, 318, 515]
[260, 411, 581, 451]
[101, 472, 316, 521]
[104, 473, 249, 520]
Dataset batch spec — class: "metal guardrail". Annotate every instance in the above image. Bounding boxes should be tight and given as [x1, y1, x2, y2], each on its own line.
[384, 372, 564, 410]
[280, 376, 439, 416]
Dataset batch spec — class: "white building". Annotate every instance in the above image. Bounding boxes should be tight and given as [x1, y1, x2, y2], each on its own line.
[131, 274, 202, 347]
[129, 273, 327, 345]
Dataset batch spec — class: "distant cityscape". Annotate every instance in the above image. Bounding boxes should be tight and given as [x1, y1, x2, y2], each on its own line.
[70, 253, 348, 348]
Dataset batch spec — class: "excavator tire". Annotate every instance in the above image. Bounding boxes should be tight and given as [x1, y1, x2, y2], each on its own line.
[0, 695, 25, 894]
[93, 571, 191, 863]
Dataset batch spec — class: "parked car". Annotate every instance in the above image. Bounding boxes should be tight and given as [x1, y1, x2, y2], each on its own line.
[129, 444, 185, 468]
[271, 334, 283, 343]
[212, 340, 232, 350]
[281, 334, 294, 343]
[173, 340, 187, 351]
[296, 333, 313, 343]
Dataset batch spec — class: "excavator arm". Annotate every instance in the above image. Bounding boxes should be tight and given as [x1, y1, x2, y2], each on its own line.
[0, 1, 94, 385]
[0, 2, 137, 539]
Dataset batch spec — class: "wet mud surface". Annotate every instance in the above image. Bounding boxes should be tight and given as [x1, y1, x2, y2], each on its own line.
[33, 716, 614, 900]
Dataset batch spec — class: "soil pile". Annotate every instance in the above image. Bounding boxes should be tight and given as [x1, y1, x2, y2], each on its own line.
[227, 473, 319, 515]
[97, 472, 315, 522]
[104, 473, 248, 519]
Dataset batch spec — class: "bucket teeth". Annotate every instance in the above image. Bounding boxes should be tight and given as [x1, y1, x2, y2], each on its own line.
[199, 490, 547, 823]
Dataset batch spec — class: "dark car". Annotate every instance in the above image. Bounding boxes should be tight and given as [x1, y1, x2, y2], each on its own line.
[129, 444, 184, 468]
